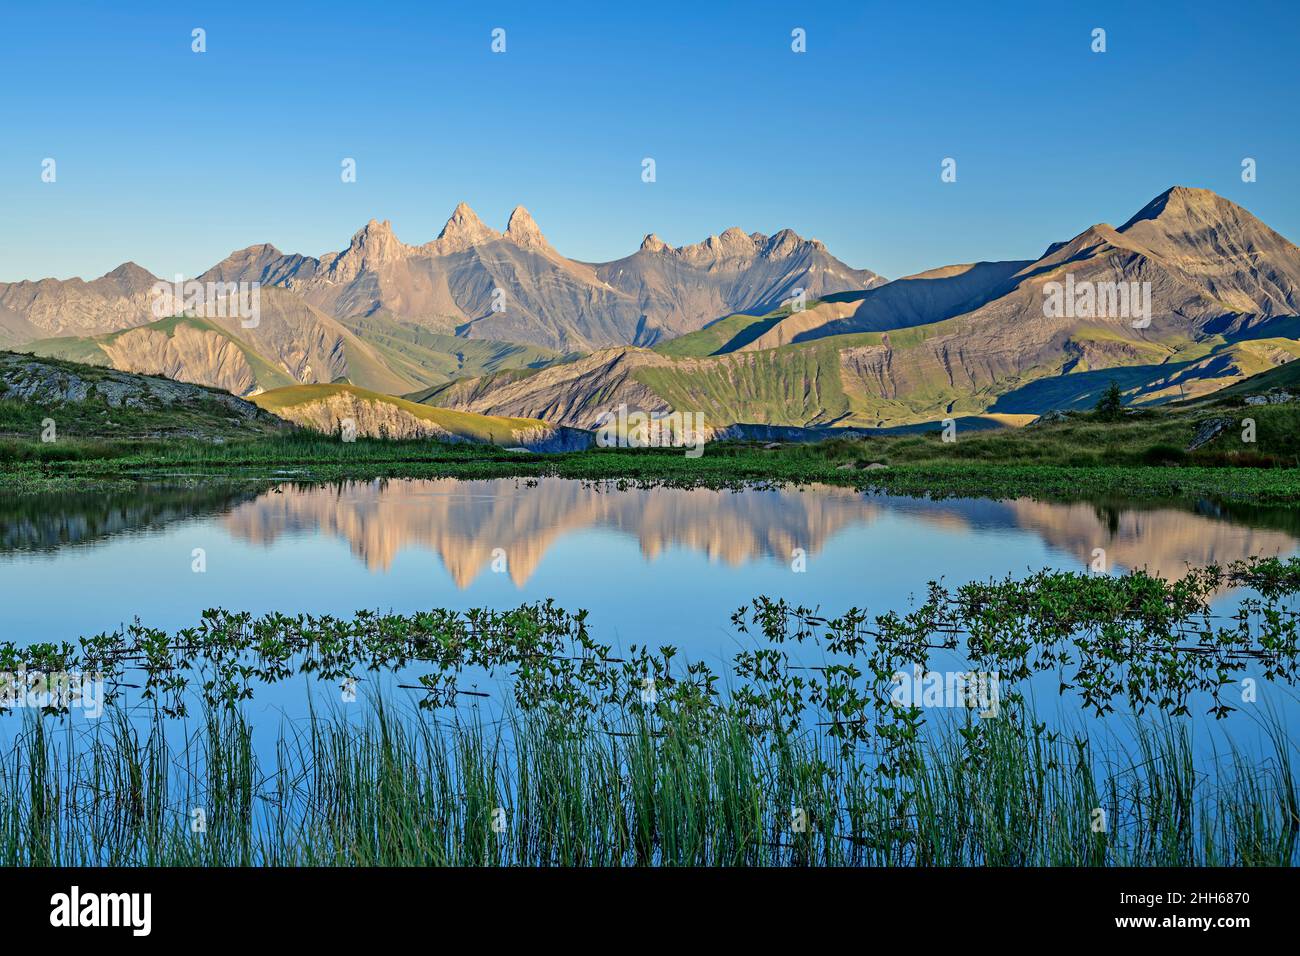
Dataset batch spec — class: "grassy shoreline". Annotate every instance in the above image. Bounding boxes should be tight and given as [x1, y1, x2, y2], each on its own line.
[5, 363, 1300, 503]
[5, 436, 1300, 504]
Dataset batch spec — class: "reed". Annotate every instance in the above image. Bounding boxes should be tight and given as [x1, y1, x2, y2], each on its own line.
[0, 698, 1295, 867]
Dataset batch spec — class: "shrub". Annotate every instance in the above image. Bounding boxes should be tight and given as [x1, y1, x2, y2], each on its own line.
[1141, 443, 1188, 466]
[1094, 381, 1125, 422]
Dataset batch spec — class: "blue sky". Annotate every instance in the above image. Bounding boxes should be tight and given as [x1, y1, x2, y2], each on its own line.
[1, 0, 1296, 283]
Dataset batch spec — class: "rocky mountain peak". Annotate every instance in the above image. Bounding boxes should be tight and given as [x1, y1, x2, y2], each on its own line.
[1109, 186, 1300, 278]
[505, 205, 551, 251]
[346, 219, 404, 257]
[639, 233, 670, 253]
[714, 227, 757, 256]
[100, 262, 158, 287]
[1126, 185, 1223, 222]
[675, 228, 761, 264]
[434, 202, 500, 251]
[325, 219, 407, 282]
[761, 228, 804, 259]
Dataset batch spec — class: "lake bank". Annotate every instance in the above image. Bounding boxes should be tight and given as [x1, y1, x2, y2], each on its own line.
[5, 439, 1300, 504]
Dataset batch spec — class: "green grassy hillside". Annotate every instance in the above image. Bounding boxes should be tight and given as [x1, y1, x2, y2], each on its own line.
[638, 338, 857, 425]
[253, 382, 553, 443]
[653, 309, 788, 358]
[1215, 355, 1300, 397]
[338, 312, 576, 388]
[637, 308, 1300, 430]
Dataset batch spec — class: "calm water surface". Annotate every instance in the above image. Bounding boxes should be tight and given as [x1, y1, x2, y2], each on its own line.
[1, 478, 1297, 755]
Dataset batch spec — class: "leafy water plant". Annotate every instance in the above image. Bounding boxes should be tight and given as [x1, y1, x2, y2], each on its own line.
[732, 556, 1300, 735]
[1, 557, 1297, 730]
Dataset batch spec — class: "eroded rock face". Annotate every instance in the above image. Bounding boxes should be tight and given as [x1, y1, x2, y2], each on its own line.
[99, 324, 260, 397]
[274, 392, 439, 439]
[425, 348, 676, 429]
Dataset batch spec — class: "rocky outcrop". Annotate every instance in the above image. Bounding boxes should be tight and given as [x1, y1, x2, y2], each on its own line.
[0, 350, 265, 418]
[1187, 417, 1235, 451]
[1244, 389, 1296, 405]
[592, 226, 884, 348]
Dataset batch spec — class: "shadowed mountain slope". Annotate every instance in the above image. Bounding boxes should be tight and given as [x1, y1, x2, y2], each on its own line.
[419, 188, 1300, 430]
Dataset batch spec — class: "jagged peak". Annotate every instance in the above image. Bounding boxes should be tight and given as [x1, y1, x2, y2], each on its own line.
[505, 205, 551, 250]
[706, 227, 759, 257]
[321, 219, 407, 282]
[761, 228, 807, 258]
[437, 202, 498, 243]
[676, 229, 761, 262]
[348, 217, 397, 247]
[637, 226, 816, 261]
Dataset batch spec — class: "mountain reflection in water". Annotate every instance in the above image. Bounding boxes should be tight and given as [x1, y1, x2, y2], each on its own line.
[2, 479, 1295, 590]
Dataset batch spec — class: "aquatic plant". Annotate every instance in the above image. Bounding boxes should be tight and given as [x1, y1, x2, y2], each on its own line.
[2, 557, 1295, 729]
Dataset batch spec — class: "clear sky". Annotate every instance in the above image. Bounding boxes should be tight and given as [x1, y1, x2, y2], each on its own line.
[1, 0, 1296, 283]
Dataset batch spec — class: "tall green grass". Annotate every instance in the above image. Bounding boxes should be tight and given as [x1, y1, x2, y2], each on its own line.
[1, 700, 1295, 866]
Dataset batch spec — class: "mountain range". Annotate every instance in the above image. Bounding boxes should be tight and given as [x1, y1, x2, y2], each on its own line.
[6, 186, 1299, 431]
[4, 203, 878, 354]
[413, 187, 1300, 430]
